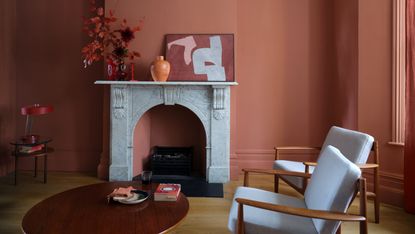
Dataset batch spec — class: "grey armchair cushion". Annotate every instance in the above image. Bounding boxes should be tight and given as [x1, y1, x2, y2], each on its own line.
[305, 145, 361, 233]
[321, 126, 374, 164]
[274, 126, 373, 190]
[228, 187, 317, 234]
[273, 160, 315, 188]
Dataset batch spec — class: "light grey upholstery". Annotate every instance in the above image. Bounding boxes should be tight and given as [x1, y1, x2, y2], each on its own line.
[321, 126, 374, 164]
[228, 187, 317, 234]
[304, 146, 361, 233]
[274, 126, 374, 190]
[228, 145, 362, 234]
[273, 160, 316, 188]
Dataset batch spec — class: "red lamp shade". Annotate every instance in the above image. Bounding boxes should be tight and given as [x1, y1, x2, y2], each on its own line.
[21, 104, 54, 116]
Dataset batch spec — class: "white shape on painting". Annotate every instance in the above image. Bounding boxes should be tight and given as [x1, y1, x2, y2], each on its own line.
[167, 36, 197, 65]
[192, 36, 226, 81]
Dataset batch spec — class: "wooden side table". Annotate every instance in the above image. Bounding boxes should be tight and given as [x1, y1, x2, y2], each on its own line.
[10, 136, 53, 185]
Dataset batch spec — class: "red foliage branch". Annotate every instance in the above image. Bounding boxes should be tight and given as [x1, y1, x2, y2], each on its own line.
[81, 0, 143, 67]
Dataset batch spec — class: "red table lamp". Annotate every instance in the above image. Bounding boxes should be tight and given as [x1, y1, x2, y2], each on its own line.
[21, 104, 54, 143]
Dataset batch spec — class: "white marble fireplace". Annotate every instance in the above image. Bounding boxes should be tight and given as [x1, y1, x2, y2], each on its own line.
[95, 81, 237, 183]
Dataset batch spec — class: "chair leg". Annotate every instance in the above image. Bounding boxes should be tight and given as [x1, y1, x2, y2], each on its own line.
[14, 155, 18, 185]
[360, 178, 368, 234]
[374, 196, 380, 224]
[274, 175, 279, 193]
[243, 171, 249, 187]
[44, 155, 47, 184]
[34, 157, 37, 177]
[374, 168, 380, 223]
[336, 224, 341, 234]
[237, 203, 245, 234]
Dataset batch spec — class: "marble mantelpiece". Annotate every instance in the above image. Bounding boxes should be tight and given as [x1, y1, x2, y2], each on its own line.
[95, 81, 237, 183]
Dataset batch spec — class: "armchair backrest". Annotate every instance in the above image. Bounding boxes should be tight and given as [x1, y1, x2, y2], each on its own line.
[322, 126, 374, 164]
[304, 145, 361, 233]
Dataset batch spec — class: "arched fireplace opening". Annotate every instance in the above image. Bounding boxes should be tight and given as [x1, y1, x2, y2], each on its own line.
[133, 104, 206, 179]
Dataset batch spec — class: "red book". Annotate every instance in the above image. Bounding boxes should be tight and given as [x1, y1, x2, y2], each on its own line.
[154, 183, 181, 201]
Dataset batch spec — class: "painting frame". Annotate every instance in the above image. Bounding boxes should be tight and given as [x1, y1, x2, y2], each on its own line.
[165, 34, 235, 82]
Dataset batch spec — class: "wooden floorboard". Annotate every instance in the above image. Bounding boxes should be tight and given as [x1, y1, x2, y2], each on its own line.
[0, 172, 414, 233]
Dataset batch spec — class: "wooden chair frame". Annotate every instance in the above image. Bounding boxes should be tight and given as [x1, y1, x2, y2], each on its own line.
[274, 141, 380, 223]
[238, 169, 368, 234]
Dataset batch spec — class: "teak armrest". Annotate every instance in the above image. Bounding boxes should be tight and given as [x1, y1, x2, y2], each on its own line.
[302, 161, 318, 174]
[300, 162, 378, 170]
[356, 163, 379, 169]
[303, 161, 318, 167]
[242, 168, 311, 187]
[274, 146, 321, 160]
[236, 198, 366, 222]
[242, 168, 311, 178]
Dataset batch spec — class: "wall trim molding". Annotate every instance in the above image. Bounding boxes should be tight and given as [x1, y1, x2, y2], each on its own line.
[379, 171, 404, 181]
[363, 171, 403, 181]
[235, 149, 274, 155]
[234, 149, 319, 163]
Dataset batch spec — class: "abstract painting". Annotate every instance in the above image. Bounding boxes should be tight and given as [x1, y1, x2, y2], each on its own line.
[165, 34, 234, 82]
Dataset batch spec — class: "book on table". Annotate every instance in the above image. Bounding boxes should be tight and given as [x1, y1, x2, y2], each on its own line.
[154, 183, 181, 201]
[19, 144, 44, 154]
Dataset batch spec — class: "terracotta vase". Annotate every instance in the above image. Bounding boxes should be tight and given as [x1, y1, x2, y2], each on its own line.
[150, 56, 170, 82]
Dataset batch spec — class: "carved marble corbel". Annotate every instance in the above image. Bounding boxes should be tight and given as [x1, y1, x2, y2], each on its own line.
[163, 86, 181, 105]
[212, 86, 225, 110]
[212, 86, 227, 120]
[113, 87, 126, 119]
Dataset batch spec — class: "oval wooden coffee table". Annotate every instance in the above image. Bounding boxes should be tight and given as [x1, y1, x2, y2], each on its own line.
[22, 182, 189, 234]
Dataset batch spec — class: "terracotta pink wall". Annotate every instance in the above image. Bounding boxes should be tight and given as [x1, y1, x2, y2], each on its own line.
[333, 0, 359, 129]
[0, 0, 17, 176]
[358, 0, 404, 206]
[235, 0, 336, 170]
[8, 0, 104, 173]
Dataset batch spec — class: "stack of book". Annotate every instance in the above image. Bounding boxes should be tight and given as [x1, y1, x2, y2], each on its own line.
[19, 144, 44, 154]
[154, 183, 181, 201]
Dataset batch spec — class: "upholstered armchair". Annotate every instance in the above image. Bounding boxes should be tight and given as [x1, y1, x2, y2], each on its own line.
[274, 126, 380, 223]
[228, 145, 368, 234]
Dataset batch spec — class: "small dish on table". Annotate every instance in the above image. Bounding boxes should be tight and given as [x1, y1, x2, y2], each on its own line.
[113, 190, 149, 205]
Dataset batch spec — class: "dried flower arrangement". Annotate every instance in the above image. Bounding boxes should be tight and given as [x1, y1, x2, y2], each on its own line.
[81, 0, 143, 79]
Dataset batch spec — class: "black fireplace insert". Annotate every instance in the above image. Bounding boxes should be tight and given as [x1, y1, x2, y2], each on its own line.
[151, 146, 192, 176]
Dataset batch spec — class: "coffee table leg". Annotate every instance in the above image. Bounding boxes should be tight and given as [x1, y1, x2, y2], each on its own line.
[34, 157, 37, 177]
[44, 155, 47, 184]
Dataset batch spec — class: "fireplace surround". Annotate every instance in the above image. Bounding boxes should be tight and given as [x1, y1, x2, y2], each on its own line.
[95, 81, 237, 183]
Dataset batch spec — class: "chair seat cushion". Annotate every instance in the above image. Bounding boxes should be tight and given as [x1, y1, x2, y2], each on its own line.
[228, 186, 317, 234]
[273, 160, 315, 190]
